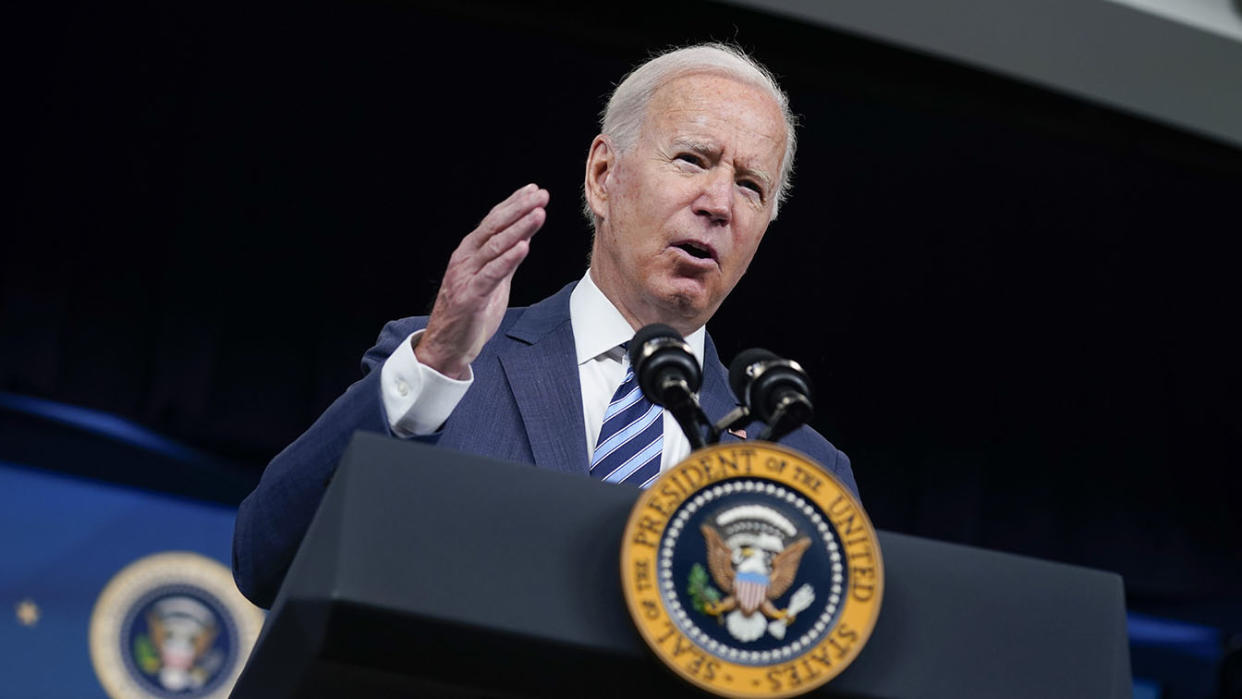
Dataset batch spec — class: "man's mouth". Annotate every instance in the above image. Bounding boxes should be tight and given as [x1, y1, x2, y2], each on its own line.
[673, 241, 715, 261]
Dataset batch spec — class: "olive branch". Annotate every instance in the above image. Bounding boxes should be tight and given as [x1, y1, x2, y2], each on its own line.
[687, 563, 722, 615]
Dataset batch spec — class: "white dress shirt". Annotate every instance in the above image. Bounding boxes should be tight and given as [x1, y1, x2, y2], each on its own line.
[379, 269, 706, 474]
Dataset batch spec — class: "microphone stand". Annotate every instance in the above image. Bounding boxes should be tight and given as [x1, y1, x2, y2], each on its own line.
[657, 376, 712, 450]
[711, 406, 751, 443]
[755, 393, 813, 442]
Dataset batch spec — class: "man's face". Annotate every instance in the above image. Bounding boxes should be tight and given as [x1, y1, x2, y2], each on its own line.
[587, 73, 786, 334]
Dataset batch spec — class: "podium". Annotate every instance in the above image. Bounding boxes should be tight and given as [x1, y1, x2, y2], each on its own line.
[231, 432, 1131, 698]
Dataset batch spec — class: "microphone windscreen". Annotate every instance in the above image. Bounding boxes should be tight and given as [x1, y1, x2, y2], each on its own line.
[628, 323, 682, 367]
[729, 348, 778, 400]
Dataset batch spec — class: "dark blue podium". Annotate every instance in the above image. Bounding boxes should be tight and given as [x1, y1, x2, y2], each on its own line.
[230, 432, 1131, 698]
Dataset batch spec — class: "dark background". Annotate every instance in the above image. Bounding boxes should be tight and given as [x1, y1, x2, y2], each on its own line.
[4, 0, 1240, 635]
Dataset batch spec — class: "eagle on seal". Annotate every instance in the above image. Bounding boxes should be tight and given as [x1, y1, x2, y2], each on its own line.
[700, 524, 812, 623]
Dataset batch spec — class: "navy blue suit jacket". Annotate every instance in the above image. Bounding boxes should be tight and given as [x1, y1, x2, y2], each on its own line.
[232, 282, 856, 607]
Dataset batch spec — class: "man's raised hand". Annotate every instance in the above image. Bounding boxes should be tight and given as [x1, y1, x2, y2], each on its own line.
[415, 183, 549, 379]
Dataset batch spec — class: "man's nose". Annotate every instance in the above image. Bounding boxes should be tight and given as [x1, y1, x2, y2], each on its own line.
[693, 170, 733, 225]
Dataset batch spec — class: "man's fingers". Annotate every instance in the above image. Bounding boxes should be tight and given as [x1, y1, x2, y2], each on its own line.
[465, 184, 549, 250]
[476, 206, 545, 265]
[474, 237, 531, 290]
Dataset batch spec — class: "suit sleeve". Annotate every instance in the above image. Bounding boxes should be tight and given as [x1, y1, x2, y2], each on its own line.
[232, 317, 433, 608]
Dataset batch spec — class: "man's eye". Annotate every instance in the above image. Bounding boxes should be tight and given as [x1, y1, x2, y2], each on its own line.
[738, 180, 765, 199]
[676, 153, 705, 167]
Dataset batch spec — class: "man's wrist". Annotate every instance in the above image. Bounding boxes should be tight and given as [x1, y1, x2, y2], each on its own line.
[381, 330, 473, 437]
[412, 334, 471, 381]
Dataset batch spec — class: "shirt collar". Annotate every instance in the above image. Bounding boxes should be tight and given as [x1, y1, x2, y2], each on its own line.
[570, 269, 706, 366]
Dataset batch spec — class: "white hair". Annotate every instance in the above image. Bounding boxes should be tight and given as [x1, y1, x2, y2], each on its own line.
[586, 42, 798, 222]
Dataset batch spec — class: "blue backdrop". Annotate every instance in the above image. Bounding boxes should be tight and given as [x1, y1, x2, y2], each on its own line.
[1, 462, 250, 698]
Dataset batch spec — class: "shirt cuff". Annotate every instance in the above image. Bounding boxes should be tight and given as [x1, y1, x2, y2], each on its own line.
[380, 330, 473, 437]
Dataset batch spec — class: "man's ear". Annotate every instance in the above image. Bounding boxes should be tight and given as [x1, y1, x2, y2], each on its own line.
[584, 134, 615, 220]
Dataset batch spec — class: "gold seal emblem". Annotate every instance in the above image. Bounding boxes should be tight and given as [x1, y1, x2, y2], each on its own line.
[89, 551, 266, 699]
[621, 443, 883, 698]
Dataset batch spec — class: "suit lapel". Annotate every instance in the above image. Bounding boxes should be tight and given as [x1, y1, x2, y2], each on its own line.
[497, 284, 590, 475]
[496, 290, 744, 471]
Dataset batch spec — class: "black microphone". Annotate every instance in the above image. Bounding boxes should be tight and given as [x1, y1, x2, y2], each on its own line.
[629, 324, 709, 449]
[728, 348, 814, 442]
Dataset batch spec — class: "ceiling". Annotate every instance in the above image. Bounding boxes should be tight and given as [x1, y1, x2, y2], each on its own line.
[731, 0, 1242, 152]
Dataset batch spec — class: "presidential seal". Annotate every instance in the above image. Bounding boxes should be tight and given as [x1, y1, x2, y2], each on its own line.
[89, 551, 265, 699]
[621, 443, 883, 698]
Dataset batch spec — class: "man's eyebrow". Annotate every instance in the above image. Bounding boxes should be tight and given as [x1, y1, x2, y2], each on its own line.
[671, 137, 716, 155]
[670, 137, 774, 190]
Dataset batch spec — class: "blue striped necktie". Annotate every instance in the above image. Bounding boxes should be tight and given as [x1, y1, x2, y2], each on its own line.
[590, 353, 664, 488]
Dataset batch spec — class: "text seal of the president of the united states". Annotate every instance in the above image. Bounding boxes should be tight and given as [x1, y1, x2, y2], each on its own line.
[621, 442, 883, 698]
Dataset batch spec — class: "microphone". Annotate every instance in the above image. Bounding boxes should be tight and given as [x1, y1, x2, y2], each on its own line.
[629, 324, 709, 449]
[728, 349, 814, 442]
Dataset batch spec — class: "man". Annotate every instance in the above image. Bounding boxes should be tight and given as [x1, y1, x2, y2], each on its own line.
[232, 44, 856, 608]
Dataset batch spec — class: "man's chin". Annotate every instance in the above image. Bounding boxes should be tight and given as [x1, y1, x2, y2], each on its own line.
[648, 280, 716, 329]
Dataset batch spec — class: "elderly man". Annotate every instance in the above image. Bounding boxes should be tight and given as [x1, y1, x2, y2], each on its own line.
[232, 44, 856, 608]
